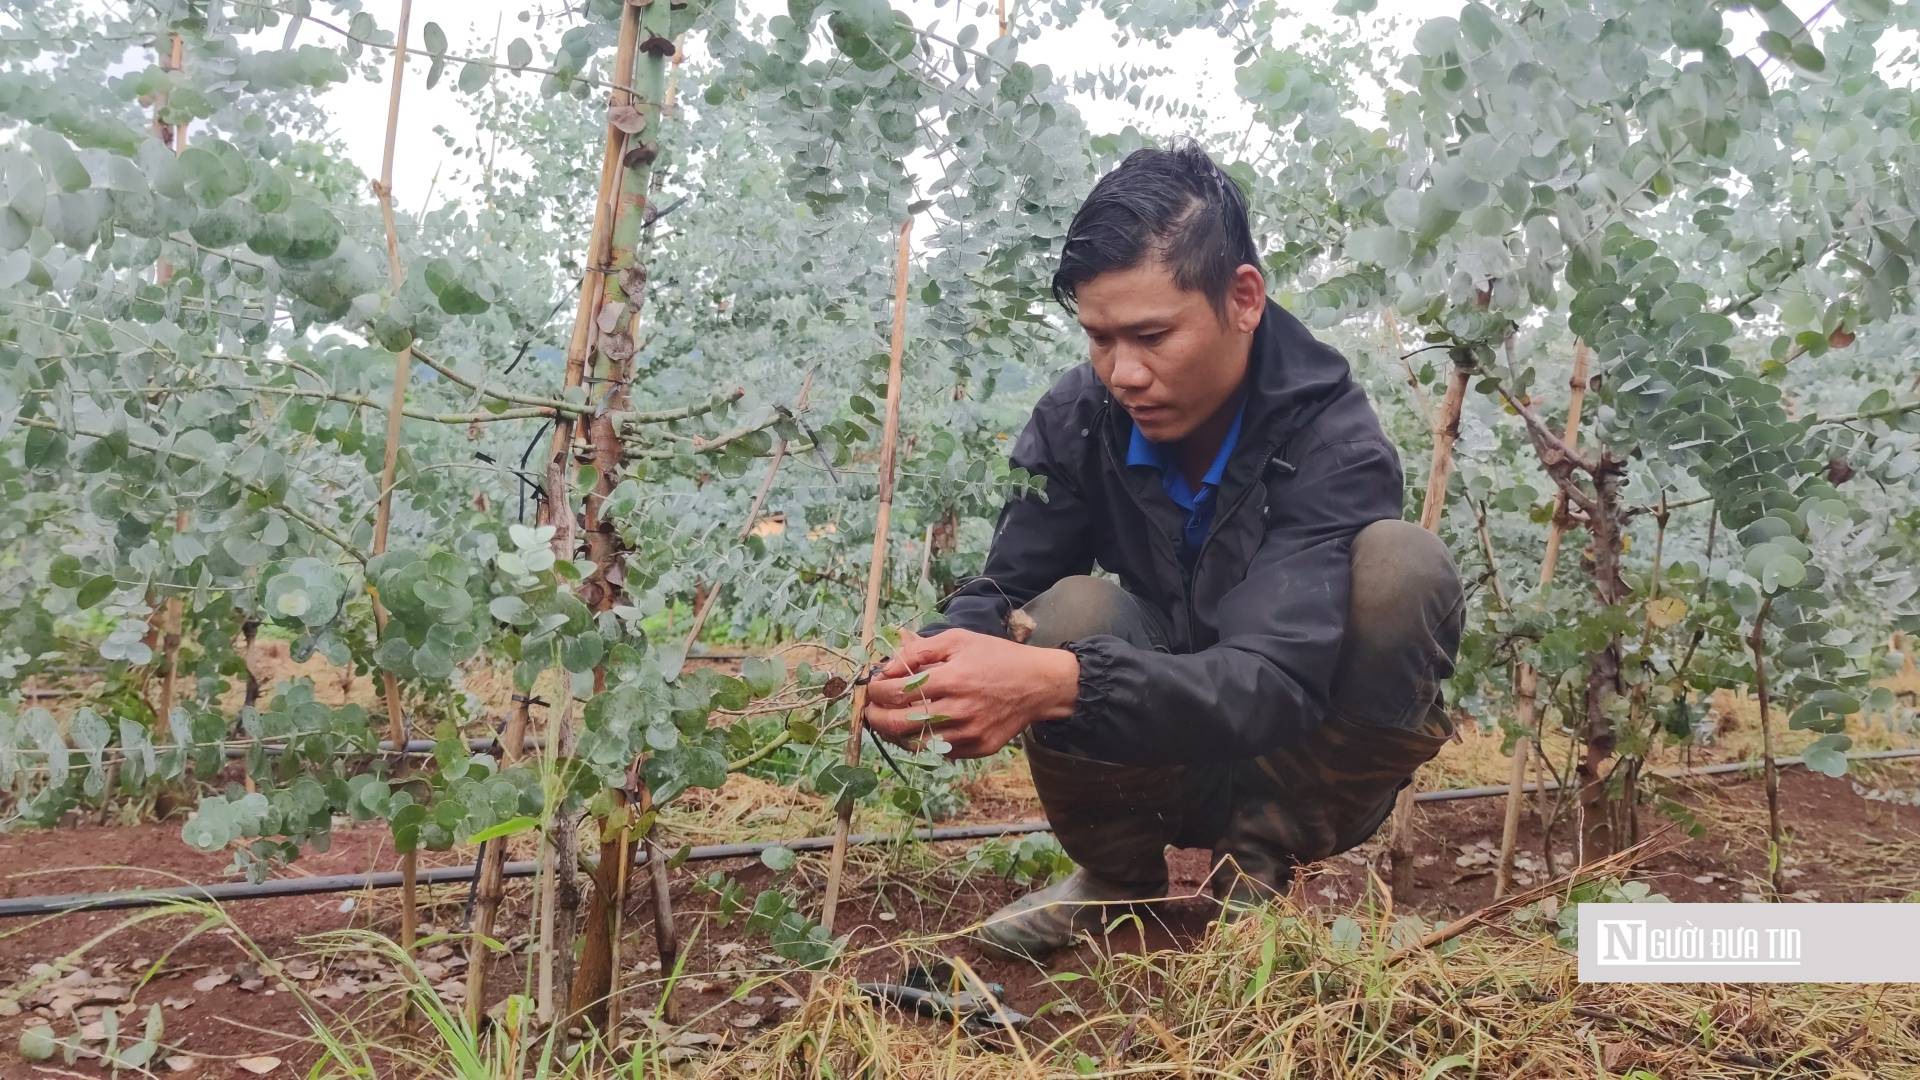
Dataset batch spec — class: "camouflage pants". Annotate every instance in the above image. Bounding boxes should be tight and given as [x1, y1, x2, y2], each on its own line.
[1014, 519, 1465, 894]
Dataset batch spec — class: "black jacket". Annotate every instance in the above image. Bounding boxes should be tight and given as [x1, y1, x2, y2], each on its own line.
[923, 298, 1405, 765]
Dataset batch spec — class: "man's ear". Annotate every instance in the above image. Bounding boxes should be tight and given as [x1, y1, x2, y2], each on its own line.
[1230, 264, 1266, 334]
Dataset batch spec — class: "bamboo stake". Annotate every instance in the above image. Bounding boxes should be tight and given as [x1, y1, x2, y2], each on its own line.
[1748, 598, 1783, 898]
[366, 0, 420, 962]
[1494, 340, 1589, 899]
[1381, 309, 1429, 419]
[820, 217, 915, 934]
[1385, 350, 1472, 899]
[464, 696, 530, 1026]
[535, 456, 580, 1026]
[141, 35, 188, 808]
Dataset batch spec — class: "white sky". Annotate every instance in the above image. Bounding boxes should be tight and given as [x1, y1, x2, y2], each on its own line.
[270, 0, 1888, 250]
[298, 0, 1463, 217]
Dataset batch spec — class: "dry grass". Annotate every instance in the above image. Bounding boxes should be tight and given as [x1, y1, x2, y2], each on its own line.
[1421, 668, 1920, 793]
[696, 890, 1919, 1078]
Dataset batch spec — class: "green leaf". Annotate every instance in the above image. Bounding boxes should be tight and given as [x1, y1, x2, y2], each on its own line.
[760, 845, 797, 872]
[489, 595, 534, 625]
[467, 815, 540, 844]
[815, 762, 878, 808]
[423, 21, 448, 55]
[1671, 7, 1722, 50]
[458, 60, 492, 93]
[1761, 552, 1805, 593]
[741, 655, 785, 696]
[1788, 41, 1825, 73]
[1800, 735, 1850, 778]
[18, 1026, 56, 1062]
[76, 574, 115, 610]
[561, 633, 605, 673]
[509, 38, 533, 69]
[424, 257, 491, 314]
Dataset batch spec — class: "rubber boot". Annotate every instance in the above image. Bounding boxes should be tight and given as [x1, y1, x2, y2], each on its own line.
[975, 734, 1198, 960]
[976, 868, 1166, 960]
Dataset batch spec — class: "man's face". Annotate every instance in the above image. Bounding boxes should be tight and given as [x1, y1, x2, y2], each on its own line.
[1074, 258, 1264, 444]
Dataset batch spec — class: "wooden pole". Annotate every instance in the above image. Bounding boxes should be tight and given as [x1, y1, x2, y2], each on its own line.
[464, 697, 530, 1026]
[534, 462, 579, 1026]
[819, 217, 915, 934]
[366, 0, 420, 963]
[1384, 351, 1472, 899]
[1494, 339, 1589, 898]
[141, 34, 188, 811]
[1748, 598, 1783, 897]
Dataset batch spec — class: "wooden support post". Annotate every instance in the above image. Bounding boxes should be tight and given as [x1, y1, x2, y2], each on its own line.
[367, 0, 420, 963]
[1384, 350, 1473, 900]
[819, 217, 915, 934]
[464, 697, 530, 1026]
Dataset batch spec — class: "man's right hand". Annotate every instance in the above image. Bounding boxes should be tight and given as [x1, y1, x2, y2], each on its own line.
[861, 628, 1080, 759]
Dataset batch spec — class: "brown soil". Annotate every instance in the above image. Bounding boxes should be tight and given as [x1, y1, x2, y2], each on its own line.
[5, 757, 1918, 1075]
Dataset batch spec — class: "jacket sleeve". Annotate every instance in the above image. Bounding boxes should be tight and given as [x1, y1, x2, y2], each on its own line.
[916, 391, 1096, 639]
[1030, 435, 1403, 764]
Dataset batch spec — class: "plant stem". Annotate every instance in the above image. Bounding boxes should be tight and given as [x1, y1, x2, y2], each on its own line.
[821, 216, 916, 935]
[1496, 339, 1589, 899]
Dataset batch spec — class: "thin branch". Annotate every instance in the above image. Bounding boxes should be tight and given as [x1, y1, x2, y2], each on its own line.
[1494, 383, 1601, 513]
[410, 346, 589, 416]
[1812, 397, 1920, 427]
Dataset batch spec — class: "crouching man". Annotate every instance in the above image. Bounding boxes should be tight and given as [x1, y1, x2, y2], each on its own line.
[862, 141, 1464, 960]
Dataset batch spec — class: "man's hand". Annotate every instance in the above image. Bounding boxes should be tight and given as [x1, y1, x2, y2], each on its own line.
[862, 628, 1080, 759]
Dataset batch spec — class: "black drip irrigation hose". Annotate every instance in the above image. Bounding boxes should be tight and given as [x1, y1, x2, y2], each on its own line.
[0, 822, 1053, 919]
[1418, 746, 1920, 801]
[3, 748, 1916, 920]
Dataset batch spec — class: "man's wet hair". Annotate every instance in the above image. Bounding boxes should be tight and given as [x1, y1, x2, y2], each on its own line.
[1051, 139, 1261, 322]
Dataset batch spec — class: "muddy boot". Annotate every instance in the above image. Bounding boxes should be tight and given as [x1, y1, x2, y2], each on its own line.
[976, 732, 1214, 959]
[977, 867, 1166, 960]
[1209, 842, 1298, 921]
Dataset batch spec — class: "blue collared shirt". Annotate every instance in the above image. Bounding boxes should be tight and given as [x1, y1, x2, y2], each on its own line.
[1126, 402, 1246, 568]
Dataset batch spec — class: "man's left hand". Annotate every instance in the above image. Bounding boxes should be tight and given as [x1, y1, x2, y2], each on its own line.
[862, 628, 1080, 759]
